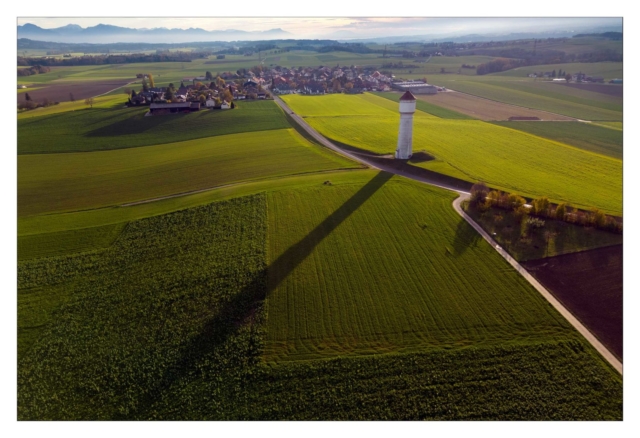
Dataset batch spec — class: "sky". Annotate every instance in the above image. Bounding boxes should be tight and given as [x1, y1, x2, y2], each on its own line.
[16, 17, 623, 40]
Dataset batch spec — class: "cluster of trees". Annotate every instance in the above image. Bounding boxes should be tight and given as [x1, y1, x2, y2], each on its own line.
[317, 43, 373, 54]
[474, 48, 621, 75]
[476, 58, 527, 75]
[18, 92, 58, 110]
[17, 65, 51, 76]
[469, 182, 622, 234]
[382, 62, 420, 69]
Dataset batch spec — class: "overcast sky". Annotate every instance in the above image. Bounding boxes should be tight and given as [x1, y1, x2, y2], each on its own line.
[17, 17, 622, 40]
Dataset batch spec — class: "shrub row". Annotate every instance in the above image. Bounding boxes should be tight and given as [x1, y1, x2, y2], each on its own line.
[470, 182, 622, 233]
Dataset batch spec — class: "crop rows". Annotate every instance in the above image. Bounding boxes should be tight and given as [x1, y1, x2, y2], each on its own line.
[18, 190, 622, 420]
[18, 195, 268, 420]
[265, 176, 577, 361]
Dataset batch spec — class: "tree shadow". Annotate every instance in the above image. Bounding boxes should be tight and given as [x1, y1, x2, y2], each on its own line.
[116, 171, 393, 419]
[451, 219, 481, 257]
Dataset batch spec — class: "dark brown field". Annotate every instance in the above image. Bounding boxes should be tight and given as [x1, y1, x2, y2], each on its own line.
[522, 244, 622, 360]
[17, 79, 133, 105]
[560, 83, 623, 97]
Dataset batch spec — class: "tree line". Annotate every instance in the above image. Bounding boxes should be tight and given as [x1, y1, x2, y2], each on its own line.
[17, 65, 51, 76]
[16, 52, 207, 67]
[468, 182, 622, 234]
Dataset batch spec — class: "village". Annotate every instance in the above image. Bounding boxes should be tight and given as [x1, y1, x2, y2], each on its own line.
[127, 64, 444, 115]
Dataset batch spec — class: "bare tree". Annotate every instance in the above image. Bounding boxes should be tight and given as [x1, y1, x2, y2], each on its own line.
[85, 97, 95, 108]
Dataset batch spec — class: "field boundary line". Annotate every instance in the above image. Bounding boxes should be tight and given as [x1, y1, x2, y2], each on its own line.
[118, 168, 365, 207]
[452, 195, 622, 375]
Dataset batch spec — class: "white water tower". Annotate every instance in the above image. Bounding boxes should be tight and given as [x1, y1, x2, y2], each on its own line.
[395, 91, 417, 159]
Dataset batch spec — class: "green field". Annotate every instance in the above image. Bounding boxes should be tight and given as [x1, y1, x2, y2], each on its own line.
[17, 52, 623, 420]
[265, 175, 577, 361]
[491, 121, 623, 159]
[18, 99, 292, 154]
[497, 62, 623, 79]
[282, 94, 622, 215]
[18, 188, 622, 420]
[372, 91, 474, 119]
[19, 128, 358, 216]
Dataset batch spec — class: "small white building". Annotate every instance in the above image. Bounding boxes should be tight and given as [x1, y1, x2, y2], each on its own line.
[206, 99, 216, 108]
[221, 101, 230, 109]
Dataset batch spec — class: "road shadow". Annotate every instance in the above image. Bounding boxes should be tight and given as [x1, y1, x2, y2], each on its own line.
[117, 171, 393, 419]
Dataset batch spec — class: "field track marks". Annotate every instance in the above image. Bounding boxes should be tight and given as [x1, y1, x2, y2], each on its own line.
[453, 195, 622, 375]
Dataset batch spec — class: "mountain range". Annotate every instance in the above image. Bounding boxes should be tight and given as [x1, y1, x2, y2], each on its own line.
[17, 23, 292, 44]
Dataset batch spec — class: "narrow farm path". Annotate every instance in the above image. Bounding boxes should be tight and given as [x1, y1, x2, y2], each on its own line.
[273, 94, 623, 375]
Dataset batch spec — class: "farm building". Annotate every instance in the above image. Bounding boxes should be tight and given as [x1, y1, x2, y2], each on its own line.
[391, 81, 437, 95]
[149, 102, 200, 115]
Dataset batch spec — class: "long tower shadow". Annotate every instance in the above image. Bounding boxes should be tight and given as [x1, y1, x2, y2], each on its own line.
[118, 171, 393, 419]
[268, 170, 394, 291]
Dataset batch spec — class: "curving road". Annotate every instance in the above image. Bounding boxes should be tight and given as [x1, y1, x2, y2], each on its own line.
[272, 94, 622, 375]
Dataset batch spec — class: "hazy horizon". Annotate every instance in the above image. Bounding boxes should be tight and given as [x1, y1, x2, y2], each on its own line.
[17, 17, 622, 42]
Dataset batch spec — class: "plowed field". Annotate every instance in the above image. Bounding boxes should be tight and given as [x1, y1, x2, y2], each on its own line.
[416, 91, 576, 121]
[16, 79, 133, 105]
[522, 245, 623, 360]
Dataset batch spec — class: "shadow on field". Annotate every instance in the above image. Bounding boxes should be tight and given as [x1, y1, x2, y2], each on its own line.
[117, 171, 393, 420]
[452, 219, 481, 257]
[85, 111, 177, 137]
[268, 170, 393, 291]
[114, 268, 268, 420]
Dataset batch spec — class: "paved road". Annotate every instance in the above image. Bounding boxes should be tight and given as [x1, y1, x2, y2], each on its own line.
[273, 94, 623, 375]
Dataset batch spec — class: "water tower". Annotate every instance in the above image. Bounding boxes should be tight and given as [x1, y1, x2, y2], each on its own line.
[395, 91, 416, 159]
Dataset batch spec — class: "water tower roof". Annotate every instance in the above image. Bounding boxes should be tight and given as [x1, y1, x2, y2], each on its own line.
[399, 91, 416, 101]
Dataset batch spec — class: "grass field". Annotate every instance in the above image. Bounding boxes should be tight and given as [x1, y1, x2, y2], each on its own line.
[282, 94, 622, 215]
[264, 175, 578, 361]
[18, 99, 291, 154]
[497, 62, 623, 79]
[491, 121, 623, 159]
[18, 190, 622, 420]
[18, 128, 358, 216]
